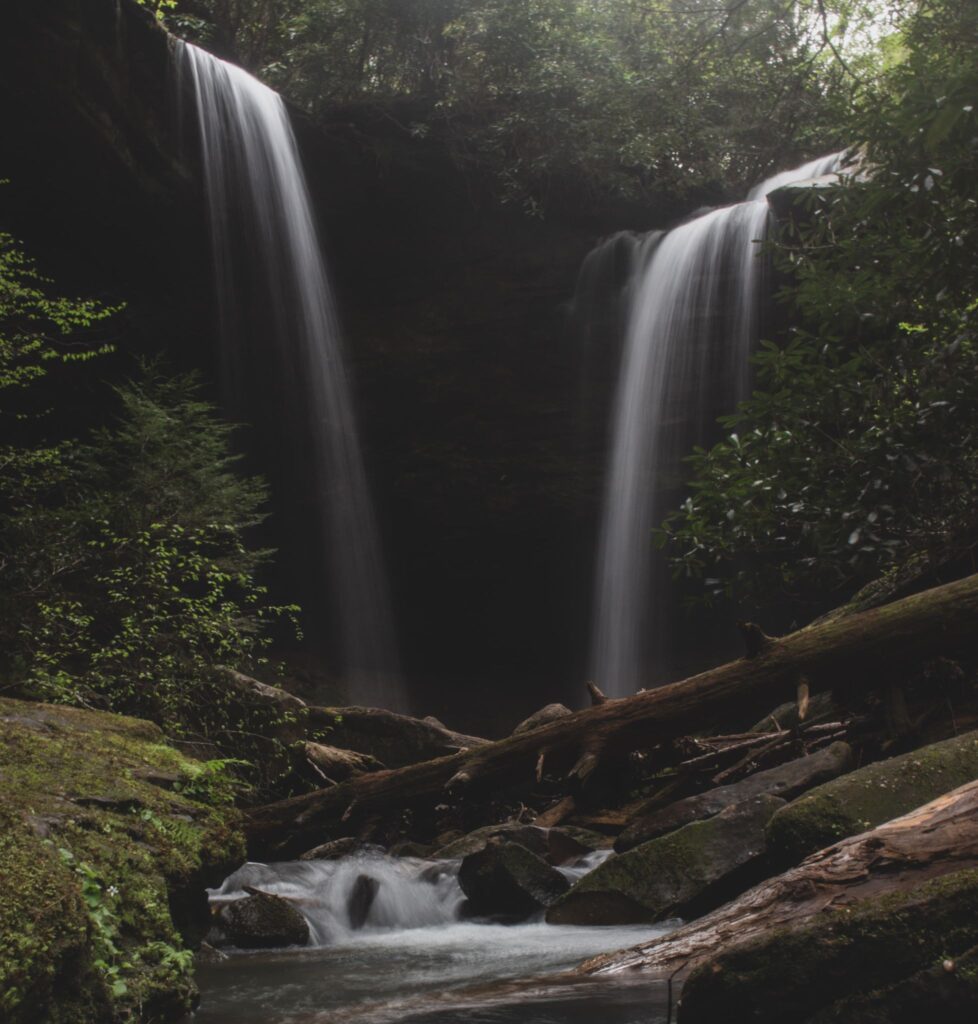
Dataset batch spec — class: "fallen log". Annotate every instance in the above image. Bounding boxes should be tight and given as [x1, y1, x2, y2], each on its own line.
[578, 776, 978, 981]
[246, 573, 978, 857]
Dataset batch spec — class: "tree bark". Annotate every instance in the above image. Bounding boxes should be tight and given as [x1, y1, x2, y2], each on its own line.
[246, 573, 978, 857]
[578, 777, 978, 981]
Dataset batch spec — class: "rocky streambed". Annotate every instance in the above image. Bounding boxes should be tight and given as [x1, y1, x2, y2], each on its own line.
[186, 850, 675, 1023]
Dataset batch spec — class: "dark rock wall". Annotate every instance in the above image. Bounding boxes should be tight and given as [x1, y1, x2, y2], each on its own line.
[0, 0, 695, 733]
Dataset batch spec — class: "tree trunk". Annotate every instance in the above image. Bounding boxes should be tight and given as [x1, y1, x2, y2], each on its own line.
[246, 573, 978, 857]
[578, 777, 978, 981]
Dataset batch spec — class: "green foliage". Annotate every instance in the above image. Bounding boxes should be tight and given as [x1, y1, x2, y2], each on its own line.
[0, 698, 245, 1022]
[3, 370, 300, 752]
[166, 1, 902, 212]
[659, 0, 978, 612]
[0, 228, 300, 785]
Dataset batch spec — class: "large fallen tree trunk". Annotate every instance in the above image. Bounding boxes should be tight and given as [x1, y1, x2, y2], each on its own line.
[578, 776, 978, 981]
[246, 573, 978, 857]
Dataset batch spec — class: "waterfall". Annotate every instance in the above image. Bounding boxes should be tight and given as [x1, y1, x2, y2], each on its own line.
[174, 42, 405, 711]
[589, 153, 846, 698]
[210, 855, 465, 947]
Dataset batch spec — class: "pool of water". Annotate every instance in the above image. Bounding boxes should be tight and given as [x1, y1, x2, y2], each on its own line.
[189, 922, 672, 1023]
[186, 852, 675, 1023]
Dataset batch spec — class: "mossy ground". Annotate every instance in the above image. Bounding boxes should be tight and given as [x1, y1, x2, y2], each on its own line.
[0, 698, 245, 1023]
[766, 729, 978, 864]
[678, 868, 978, 1024]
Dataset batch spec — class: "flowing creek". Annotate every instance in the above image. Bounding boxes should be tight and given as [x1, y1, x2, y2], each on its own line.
[186, 852, 676, 1023]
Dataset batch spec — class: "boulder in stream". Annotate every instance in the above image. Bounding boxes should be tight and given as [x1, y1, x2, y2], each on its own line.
[617, 741, 853, 852]
[220, 891, 310, 948]
[766, 729, 978, 865]
[433, 823, 550, 860]
[547, 794, 785, 925]
[458, 839, 570, 919]
[347, 874, 380, 930]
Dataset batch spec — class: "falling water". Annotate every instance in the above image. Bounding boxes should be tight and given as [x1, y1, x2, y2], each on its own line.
[195, 851, 671, 1023]
[590, 153, 846, 697]
[174, 42, 405, 711]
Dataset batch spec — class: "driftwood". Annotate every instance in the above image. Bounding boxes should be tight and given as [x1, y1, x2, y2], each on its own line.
[246, 573, 978, 857]
[578, 777, 978, 981]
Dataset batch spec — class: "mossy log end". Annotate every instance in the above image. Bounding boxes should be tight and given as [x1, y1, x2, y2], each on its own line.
[578, 777, 978, 982]
[246, 573, 978, 858]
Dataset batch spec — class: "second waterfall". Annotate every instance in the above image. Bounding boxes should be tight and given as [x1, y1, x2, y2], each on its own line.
[175, 42, 405, 711]
[589, 154, 845, 698]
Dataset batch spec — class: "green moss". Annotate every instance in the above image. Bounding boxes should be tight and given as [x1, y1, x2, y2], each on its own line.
[0, 698, 245, 1023]
[766, 731, 978, 864]
[678, 869, 978, 1024]
[547, 795, 782, 924]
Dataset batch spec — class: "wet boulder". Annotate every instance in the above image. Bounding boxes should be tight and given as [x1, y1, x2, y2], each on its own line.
[766, 730, 978, 866]
[617, 741, 852, 852]
[433, 823, 551, 860]
[547, 826, 614, 865]
[347, 874, 380, 930]
[547, 795, 785, 926]
[220, 891, 310, 948]
[458, 839, 569, 919]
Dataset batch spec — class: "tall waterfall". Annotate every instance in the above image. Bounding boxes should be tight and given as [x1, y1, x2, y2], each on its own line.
[174, 43, 405, 711]
[590, 153, 845, 698]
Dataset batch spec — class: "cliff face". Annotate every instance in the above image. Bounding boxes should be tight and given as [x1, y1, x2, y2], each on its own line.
[0, 0, 679, 731]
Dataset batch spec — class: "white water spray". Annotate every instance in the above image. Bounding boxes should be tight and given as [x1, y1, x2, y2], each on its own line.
[211, 855, 464, 947]
[175, 42, 405, 710]
[590, 154, 846, 697]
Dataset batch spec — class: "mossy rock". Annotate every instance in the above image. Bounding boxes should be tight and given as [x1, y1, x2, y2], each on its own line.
[547, 795, 784, 925]
[678, 868, 978, 1024]
[808, 942, 978, 1023]
[0, 698, 245, 1023]
[766, 730, 978, 865]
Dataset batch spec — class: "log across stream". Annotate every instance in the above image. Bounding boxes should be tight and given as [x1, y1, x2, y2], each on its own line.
[205, 575, 978, 1022]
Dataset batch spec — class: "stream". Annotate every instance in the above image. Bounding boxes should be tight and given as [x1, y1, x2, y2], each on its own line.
[186, 852, 676, 1023]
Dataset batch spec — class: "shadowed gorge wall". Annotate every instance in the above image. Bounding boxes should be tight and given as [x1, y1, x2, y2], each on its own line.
[1, 0, 689, 732]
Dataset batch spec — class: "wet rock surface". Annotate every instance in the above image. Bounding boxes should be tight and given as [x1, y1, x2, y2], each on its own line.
[766, 729, 978, 865]
[617, 741, 853, 852]
[220, 892, 310, 949]
[458, 839, 570, 919]
[548, 795, 785, 925]
[434, 823, 551, 860]
[347, 875, 381, 930]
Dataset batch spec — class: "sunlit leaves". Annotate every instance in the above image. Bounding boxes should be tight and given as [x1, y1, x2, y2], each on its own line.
[658, 0, 978, 613]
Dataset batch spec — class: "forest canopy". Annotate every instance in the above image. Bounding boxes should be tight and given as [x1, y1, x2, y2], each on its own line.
[146, 0, 911, 211]
[658, 0, 978, 614]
